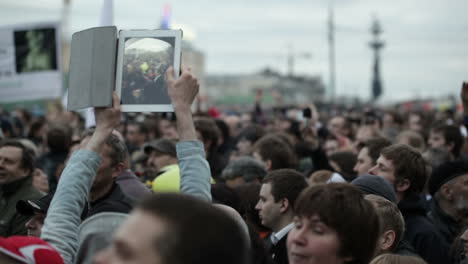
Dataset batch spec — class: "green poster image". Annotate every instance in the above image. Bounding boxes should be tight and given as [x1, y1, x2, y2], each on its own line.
[14, 28, 57, 73]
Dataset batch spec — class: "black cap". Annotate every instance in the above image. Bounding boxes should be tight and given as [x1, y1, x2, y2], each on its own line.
[429, 160, 468, 196]
[16, 192, 54, 216]
[351, 174, 397, 203]
[143, 139, 177, 157]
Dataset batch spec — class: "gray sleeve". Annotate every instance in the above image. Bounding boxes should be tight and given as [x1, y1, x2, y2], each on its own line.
[176, 140, 212, 202]
[41, 149, 101, 264]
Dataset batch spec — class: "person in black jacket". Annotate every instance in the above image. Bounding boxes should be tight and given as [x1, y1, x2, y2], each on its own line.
[194, 117, 227, 180]
[255, 169, 308, 264]
[369, 144, 451, 264]
[143, 64, 171, 104]
[37, 123, 72, 193]
[428, 160, 468, 249]
[80, 132, 134, 219]
[365, 194, 420, 258]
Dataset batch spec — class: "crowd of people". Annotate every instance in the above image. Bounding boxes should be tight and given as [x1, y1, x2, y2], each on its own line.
[0, 67, 467, 264]
[121, 50, 172, 104]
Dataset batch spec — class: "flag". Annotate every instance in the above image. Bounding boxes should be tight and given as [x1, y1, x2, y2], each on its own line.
[160, 3, 171, 29]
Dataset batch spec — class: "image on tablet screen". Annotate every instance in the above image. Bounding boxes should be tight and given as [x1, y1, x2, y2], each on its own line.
[121, 37, 174, 105]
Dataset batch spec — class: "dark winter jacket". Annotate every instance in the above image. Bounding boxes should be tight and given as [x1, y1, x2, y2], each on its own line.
[399, 194, 451, 264]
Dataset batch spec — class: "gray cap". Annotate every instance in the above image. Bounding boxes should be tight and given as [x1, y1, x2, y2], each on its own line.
[76, 212, 128, 264]
[143, 138, 177, 157]
[221, 156, 267, 182]
[351, 174, 397, 203]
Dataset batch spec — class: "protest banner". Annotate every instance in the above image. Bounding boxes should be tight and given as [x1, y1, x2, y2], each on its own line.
[0, 22, 61, 103]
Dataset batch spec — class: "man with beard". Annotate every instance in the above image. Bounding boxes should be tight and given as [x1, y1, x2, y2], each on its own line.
[428, 160, 468, 247]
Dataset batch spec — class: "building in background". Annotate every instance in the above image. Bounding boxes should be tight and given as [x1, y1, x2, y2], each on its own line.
[205, 68, 325, 110]
[181, 40, 205, 95]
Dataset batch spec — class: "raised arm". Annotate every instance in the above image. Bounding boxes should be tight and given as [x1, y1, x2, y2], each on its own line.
[40, 94, 121, 264]
[166, 66, 212, 201]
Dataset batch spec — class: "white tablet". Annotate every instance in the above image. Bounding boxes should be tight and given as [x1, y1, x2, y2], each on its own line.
[115, 29, 182, 112]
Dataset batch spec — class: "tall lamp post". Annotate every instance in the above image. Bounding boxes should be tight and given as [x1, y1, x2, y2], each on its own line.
[369, 17, 385, 100]
[328, 4, 336, 102]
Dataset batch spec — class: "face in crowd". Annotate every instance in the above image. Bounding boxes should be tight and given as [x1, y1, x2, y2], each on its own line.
[25, 212, 46, 237]
[256, 182, 283, 231]
[287, 184, 380, 264]
[288, 215, 346, 264]
[354, 146, 373, 176]
[0, 145, 30, 185]
[94, 194, 248, 264]
[146, 150, 175, 173]
[94, 209, 166, 264]
[255, 169, 307, 232]
[91, 144, 120, 197]
[368, 155, 396, 184]
[428, 131, 446, 150]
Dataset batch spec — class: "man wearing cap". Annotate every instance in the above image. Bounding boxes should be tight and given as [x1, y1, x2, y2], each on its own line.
[352, 174, 419, 257]
[16, 192, 53, 237]
[0, 140, 42, 237]
[221, 156, 267, 188]
[351, 174, 398, 203]
[144, 138, 180, 192]
[428, 160, 468, 247]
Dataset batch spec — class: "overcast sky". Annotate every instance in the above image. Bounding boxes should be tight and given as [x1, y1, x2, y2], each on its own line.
[1, 0, 467, 102]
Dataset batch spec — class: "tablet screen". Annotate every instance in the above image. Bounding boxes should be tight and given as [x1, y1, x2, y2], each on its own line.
[121, 37, 175, 105]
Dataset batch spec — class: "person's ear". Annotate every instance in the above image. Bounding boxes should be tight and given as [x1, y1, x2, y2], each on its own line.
[396, 179, 410, 193]
[379, 230, 396, 252]
[440, 184, 453, 201]
[19, 167, 31, 179]
[203, 139, 214, 151]
[279, 198, 290, 213]
[112, 162, 125, 178]
[265, 160, 272, 171]
[447, 142, 455, 154]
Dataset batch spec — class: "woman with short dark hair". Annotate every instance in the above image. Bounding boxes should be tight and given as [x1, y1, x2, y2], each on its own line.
[287, 183, 381, 264]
